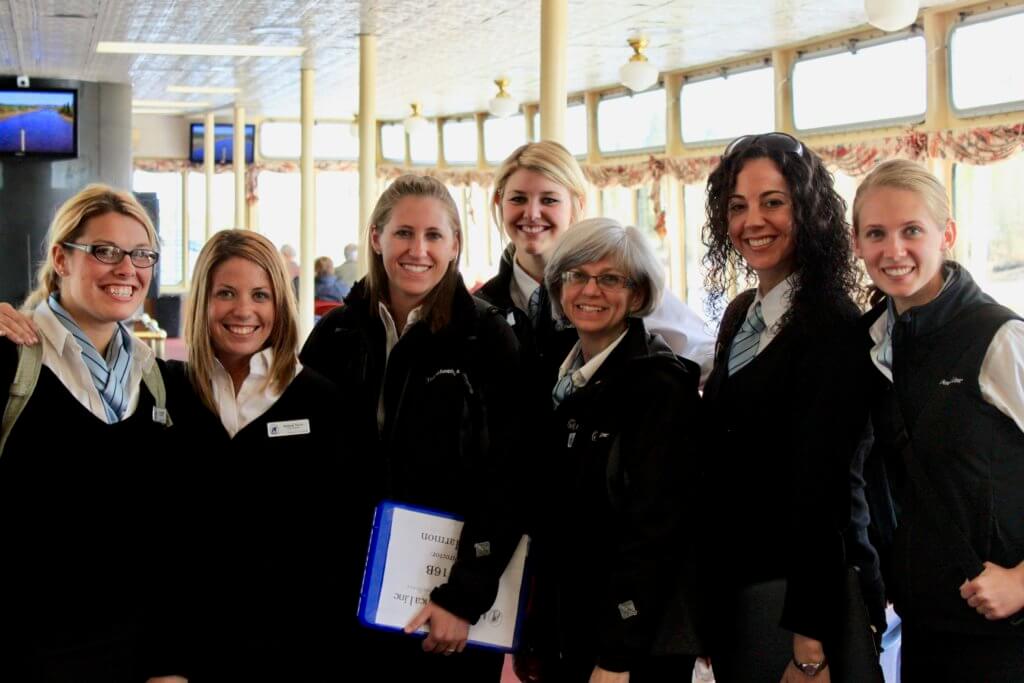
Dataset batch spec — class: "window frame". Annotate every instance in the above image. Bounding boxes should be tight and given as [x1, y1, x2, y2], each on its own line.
[948, 6, 1024, 119]
[679, 61, 776, 149]
[791, 30, 927, 135]
[596, 85, 667, 157]
[442, 116, 479, 167]
[258, 118, 359, 161]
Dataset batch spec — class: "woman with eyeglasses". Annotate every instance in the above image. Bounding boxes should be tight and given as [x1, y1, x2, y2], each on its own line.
[0, 184, 187, 682]
[852, 160, 1024, 682]
[299, 174, 523, 682]
[477, 140, 714, 393]
[524, 218, 703, 682]
[699, 134, 884, 682]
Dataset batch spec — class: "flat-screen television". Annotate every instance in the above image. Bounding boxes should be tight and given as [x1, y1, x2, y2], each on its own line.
[0, 87, 78, 158]
[189, 122, 255, 164]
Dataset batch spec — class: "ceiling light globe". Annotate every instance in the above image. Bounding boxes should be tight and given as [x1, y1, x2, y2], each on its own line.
[619, 60, 659, 93]
[864, 0, 919, 32]
[488, 94, 519, 118]
[403, 115, 429, 137]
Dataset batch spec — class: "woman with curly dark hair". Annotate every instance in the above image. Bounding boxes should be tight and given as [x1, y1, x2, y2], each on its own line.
[698, 133, 884, 683]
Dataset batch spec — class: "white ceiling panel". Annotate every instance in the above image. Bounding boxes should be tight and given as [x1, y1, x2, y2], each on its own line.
[0, 0, 957, 120]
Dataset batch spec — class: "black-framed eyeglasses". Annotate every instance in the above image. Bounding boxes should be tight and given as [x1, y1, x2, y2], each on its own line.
[561, 270, 635, 291]
[723, 132, 805, 159]
[62, 242, 160, 268]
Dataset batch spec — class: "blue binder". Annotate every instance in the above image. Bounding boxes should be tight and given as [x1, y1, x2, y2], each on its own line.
[357, 500, 529, 652]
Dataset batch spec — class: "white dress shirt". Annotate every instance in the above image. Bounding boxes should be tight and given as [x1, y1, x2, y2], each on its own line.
[555, 329, 630, 393]
[30, 302, 155, 424]
[376, 302, 424, 430]
[510, 258, 541, 315]
[210, 347, 301, 438]
[868, 311, 1024, 433]
[738, 274, 796, 356]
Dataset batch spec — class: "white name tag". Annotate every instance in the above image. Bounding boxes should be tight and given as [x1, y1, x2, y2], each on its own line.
[267, 419, 311, 438]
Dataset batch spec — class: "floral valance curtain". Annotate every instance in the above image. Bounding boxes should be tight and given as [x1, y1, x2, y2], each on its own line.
[134, 123, 1024, 198]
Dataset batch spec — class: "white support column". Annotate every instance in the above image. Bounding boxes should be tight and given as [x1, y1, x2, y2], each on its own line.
[540, 0, 568, 143]
[358, 33, 378, 280]
[233, 104, 247, 229]
[299, 66, 316, 339]
[203, 112, 215, 240]
[772, 49, 795, 134]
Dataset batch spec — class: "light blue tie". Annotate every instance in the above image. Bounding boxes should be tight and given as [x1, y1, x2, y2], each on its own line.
[727, 301, 767, 376]
[527, 285, 545, 324]
[48, 294, 133, 423]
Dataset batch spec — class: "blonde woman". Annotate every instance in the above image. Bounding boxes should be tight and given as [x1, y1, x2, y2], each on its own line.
[476, 140, 714, 387]
[0, 184, 185, 682]
[853, 160, 1024, 682]
[164, 229, 355, 683]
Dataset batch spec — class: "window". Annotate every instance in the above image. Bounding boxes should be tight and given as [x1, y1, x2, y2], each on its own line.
[601, 186, 634, 226]
[132, 171, 184, 288]
[257, 172, 301, 258]
[598, 89, 666, 153]
[409, 123, 437, 165]
[950, 9, 1024, 115]
[484, 115, 526, 165]
[681, 66, 774, 144]
[260, 121, 300, 158]
[954, 156, 1024, 315]
[793, 35, 926, 131]
[532, 103, 588, 157]
[316, 171, 361, 265]
[683, 183, 709, 314]
[380, 123, 405, 162]
[444, 119, 478, 165]
[313, 123, 358, 160]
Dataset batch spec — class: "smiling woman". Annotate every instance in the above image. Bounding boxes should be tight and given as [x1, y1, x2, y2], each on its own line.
[299, 174, 524, 683]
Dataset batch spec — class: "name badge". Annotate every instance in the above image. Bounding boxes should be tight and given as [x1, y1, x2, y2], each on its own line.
[267, 419, 311, 438]
[152, 406, 170, 426]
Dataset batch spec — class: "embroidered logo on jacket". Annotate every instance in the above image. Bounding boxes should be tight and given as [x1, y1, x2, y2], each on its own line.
[939, 377, 964, 386]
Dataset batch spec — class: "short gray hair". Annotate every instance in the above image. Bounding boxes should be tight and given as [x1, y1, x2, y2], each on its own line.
[544, 217, 664, 319]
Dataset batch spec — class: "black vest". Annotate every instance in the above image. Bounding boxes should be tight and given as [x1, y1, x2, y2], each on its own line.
[875, 264, 1024, 635]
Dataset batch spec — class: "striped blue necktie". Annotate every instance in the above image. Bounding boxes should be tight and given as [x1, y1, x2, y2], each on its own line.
[552, 350, 585, 409]
[48, 294, 133, 423]
[727, 301, 767, 376]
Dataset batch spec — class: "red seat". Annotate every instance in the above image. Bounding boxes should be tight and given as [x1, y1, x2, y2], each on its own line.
[314, 300, 344, 317]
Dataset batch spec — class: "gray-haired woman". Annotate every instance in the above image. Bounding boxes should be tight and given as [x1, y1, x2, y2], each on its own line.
[526, 218, 703, 682]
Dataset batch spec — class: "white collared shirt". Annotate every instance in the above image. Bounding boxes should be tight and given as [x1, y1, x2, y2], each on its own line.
[376, 303, 424, 430]
[30, 301, 155, 424]
[210, 347, 301, 438]
[741, 274, 796, 356]
[510, 257, 542, 315]
[555, 328, 630, 393]
[868, 309, 1024, 433]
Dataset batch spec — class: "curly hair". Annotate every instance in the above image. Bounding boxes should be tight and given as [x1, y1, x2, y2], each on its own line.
[701, 135, 861, 329]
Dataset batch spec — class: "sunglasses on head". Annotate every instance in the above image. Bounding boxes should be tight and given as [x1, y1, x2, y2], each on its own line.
[723, 132, 805, 159]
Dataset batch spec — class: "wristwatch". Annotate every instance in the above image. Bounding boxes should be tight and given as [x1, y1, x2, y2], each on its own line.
[792, 655, 828, 677]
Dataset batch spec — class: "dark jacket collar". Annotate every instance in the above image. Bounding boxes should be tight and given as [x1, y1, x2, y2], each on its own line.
[475, 244, 517, 311]
[586, 317, 689, 389]
[885, 262, 994, 341]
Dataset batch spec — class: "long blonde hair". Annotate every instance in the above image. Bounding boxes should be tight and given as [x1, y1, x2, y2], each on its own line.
[366, 174, 462, 332]
[23, 184, 158, 310]
[184, 230, 299, 413]
[490, 140, 587, 227]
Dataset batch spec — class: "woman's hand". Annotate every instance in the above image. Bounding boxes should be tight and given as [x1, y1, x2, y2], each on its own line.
[589, 666, 629, 683]
[960, 560, 1024, 620]
[0, 303, 38, 345]
[404, 602, 470, 655]
[781, 660, 831, 683]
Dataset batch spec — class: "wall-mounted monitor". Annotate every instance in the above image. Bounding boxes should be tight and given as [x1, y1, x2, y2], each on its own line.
[0, 87, 78, 158]
[189, 122, 255, 164]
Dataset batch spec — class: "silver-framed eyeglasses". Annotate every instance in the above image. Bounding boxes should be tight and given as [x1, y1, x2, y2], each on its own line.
[561, 270, 635, 291]
[62, 242, 160, 268]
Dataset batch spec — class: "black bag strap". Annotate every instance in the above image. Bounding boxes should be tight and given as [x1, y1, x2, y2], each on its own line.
[890, 396, 985, 582]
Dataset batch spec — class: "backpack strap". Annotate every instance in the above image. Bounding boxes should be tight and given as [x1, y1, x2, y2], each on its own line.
[141, 360, 172, 427]
[0, 343, 43, 457]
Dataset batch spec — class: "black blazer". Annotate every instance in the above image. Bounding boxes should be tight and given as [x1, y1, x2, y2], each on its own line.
[534, 319, 703, 672]
[701, 290, 884, 642]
